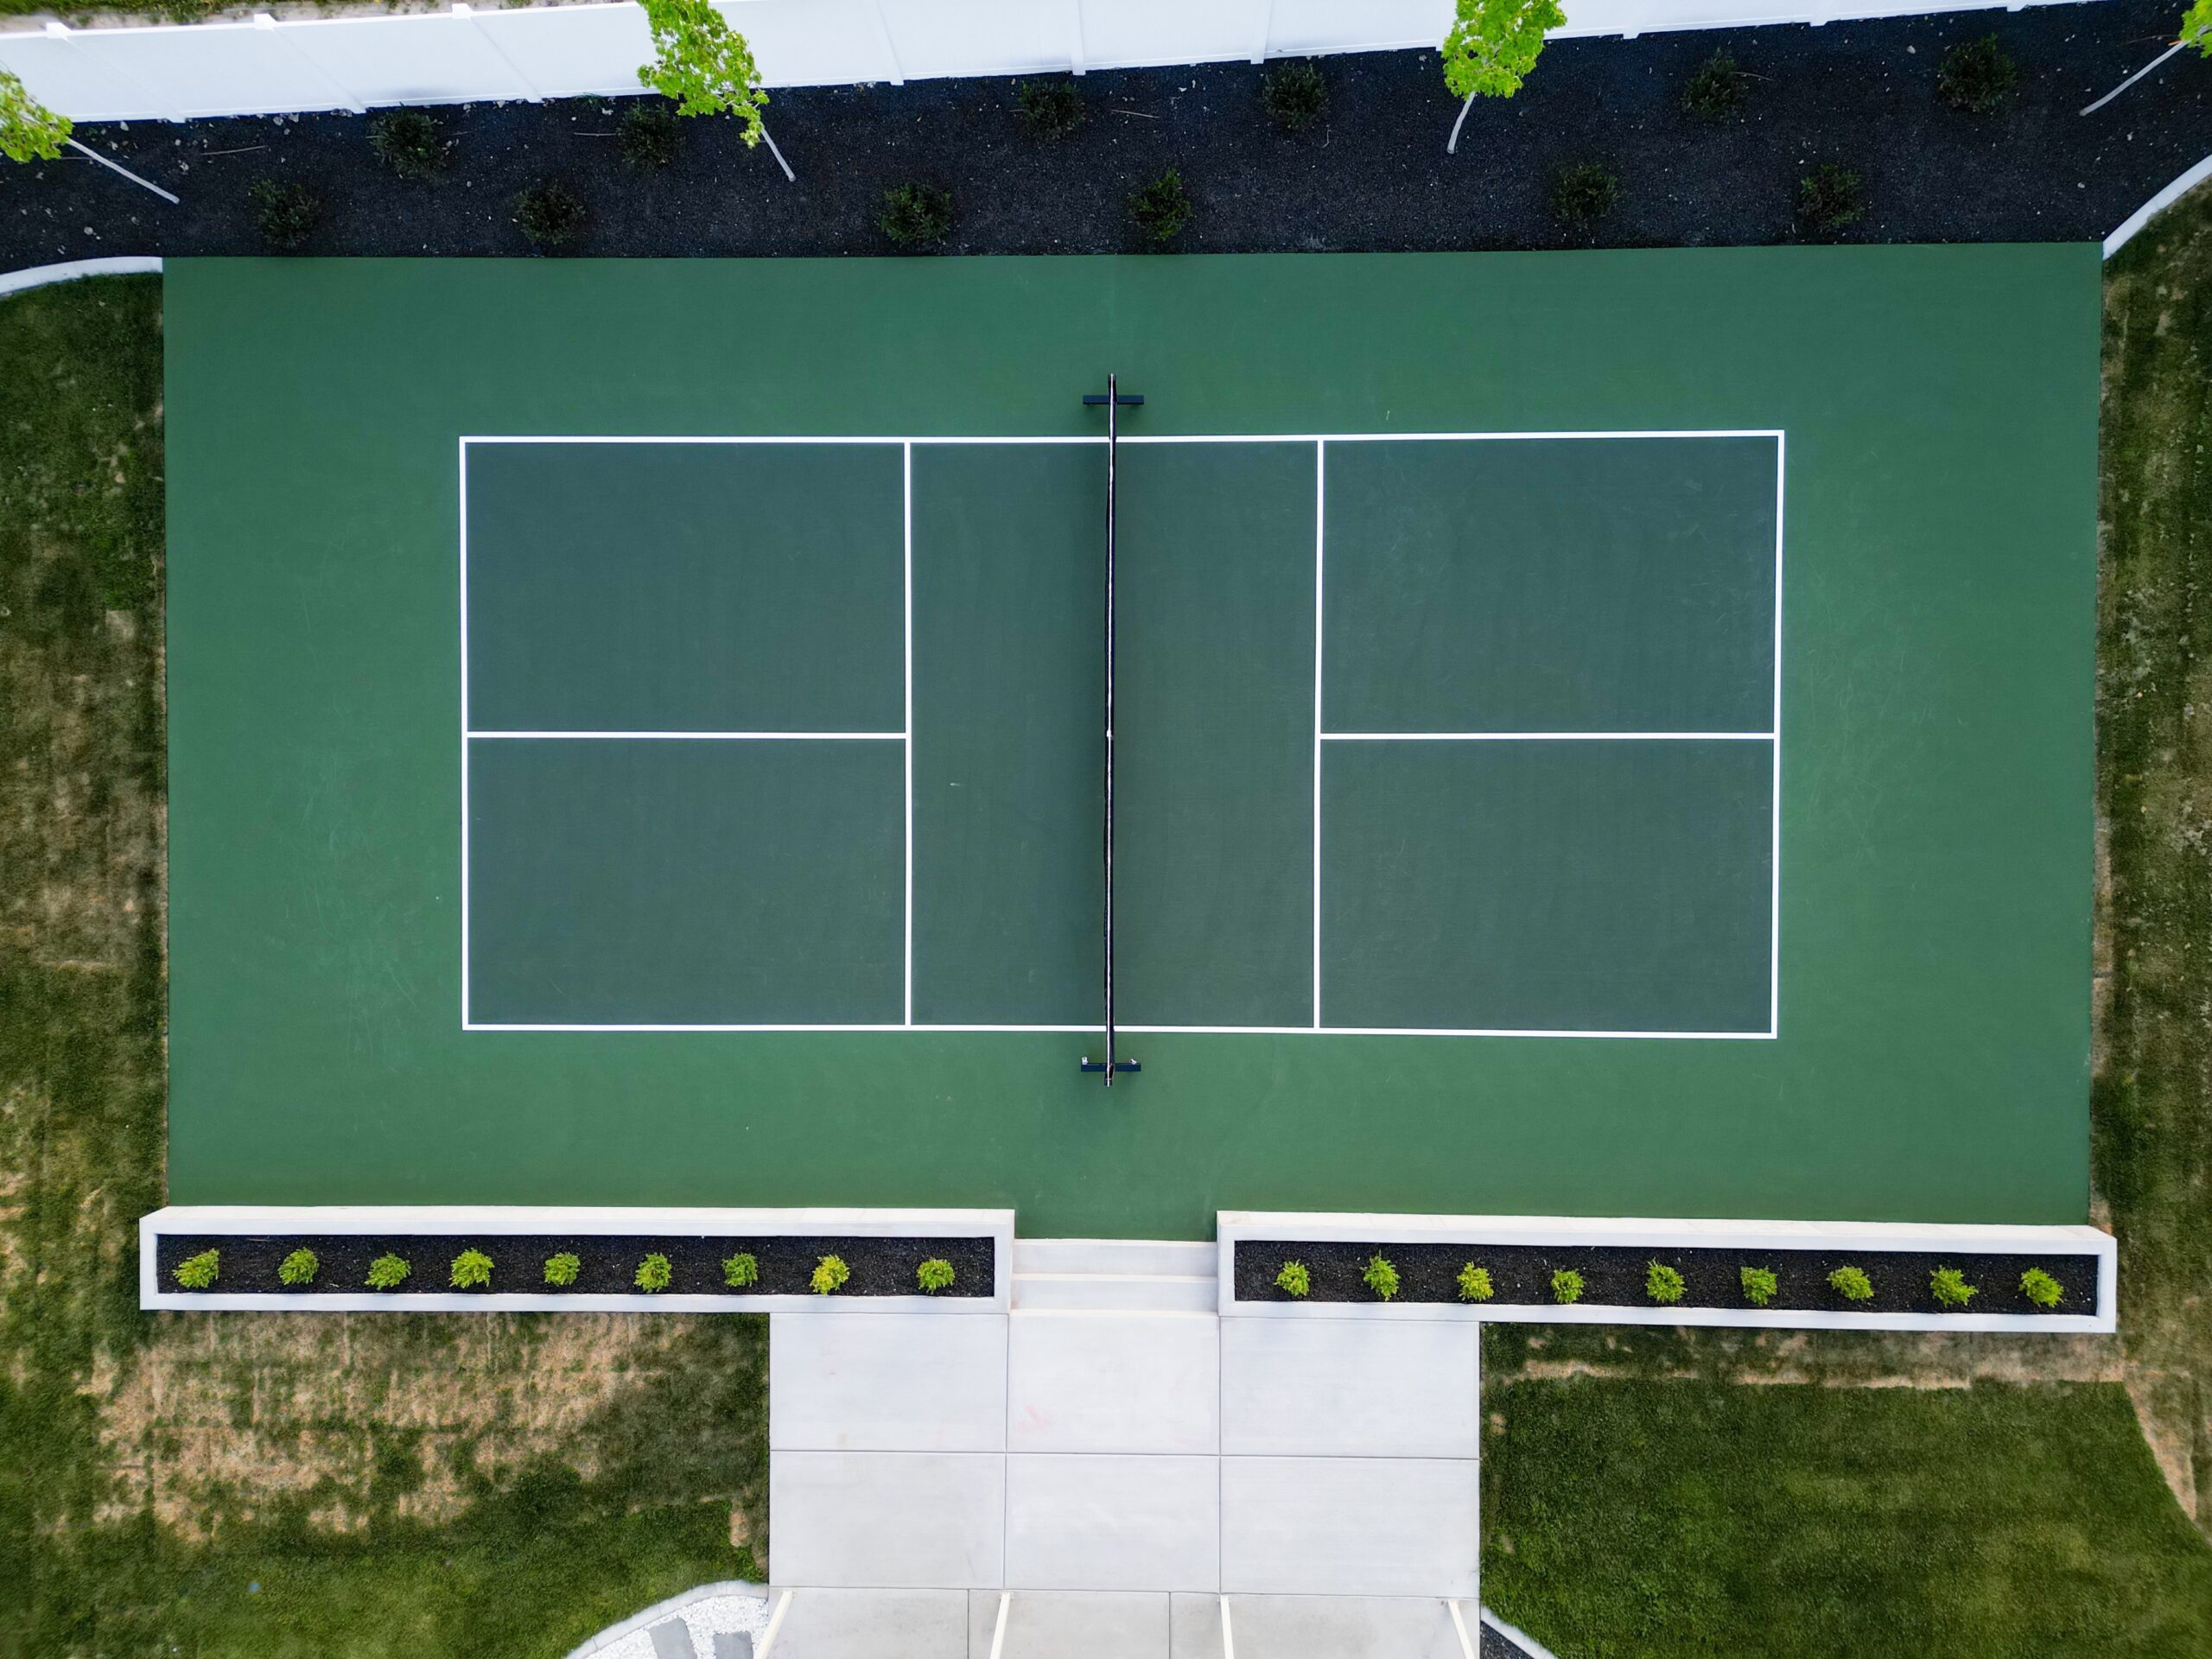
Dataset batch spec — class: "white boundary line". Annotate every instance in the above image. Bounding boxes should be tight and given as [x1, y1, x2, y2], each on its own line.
[460, 430, 1784, 1040]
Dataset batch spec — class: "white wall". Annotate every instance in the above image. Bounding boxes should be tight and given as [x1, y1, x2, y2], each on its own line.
[0, 0, 2087, 127]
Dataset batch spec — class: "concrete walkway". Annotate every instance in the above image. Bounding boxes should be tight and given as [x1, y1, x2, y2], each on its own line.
[765, 1240, 1481, 1656]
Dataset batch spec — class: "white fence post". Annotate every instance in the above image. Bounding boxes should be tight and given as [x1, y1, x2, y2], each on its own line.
[1249, 0, 1274, 66]
[42, 19, 185, 124]
[868, 0, 906, 85]
[255, 14, 366, 115]
[453, 3, 544, 104]
[1064, 0, 1089, 76]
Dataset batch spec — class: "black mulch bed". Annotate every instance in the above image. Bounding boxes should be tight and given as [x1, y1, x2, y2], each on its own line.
[156, 1230, 994, 1298]
[1234, 1238, 2101, 1316]
[3, 1, 2210, 266]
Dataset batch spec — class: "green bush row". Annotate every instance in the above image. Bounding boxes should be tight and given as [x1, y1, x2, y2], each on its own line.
[173, 1244, 960, 1295]
[1268, 1255, 2071, 1309]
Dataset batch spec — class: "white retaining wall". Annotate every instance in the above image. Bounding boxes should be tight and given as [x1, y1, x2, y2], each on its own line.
[0, 0, 2091, 127]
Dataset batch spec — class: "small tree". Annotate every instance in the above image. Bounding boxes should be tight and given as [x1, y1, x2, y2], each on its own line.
[1, 67, 71, 163]
[639, 0, 767, 143]
[1442, 0, 1566, 154]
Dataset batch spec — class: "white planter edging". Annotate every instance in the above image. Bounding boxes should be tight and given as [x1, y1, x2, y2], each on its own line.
[563, 1580, 766, 1659]
[0, 254, 161, 299]
[2105, 151, 2212, 258]
[140, 1204, 1014, 1313]
[1215, 1211, 2117, 1333]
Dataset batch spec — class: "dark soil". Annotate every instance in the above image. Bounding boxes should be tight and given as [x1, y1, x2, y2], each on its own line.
[156, 1230, 994, 1297]
[4, 1, 2210, 264]
[1234, 1239, 2102, 1317]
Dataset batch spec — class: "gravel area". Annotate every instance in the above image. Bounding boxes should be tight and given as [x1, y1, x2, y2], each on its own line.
[3, 0, 2210, 264]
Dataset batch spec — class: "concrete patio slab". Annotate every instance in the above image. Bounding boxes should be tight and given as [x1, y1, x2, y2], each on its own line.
[1223, 1595, 1466, 1659]
[1004, 1454, 1220, 1592]
[1007, 1313, 1219, 1454]
[770, 1452, 1005, 1589]
[968, 1590, 1173, 1657]
[771, 1312, 1007, 1452]
[1220, 1319, 1477, 1459]
[1220, 1458, 1478, 1599]
[1170, 1593, 1226, 1657]
[766, 1589, 970, 1659]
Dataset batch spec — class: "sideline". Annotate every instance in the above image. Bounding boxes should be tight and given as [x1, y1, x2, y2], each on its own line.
[2106, 154, 2212, 257]
[0, 254, 162, 300]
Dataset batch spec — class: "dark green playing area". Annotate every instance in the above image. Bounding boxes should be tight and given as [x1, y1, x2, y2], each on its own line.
[163, 250, 2098, 1235]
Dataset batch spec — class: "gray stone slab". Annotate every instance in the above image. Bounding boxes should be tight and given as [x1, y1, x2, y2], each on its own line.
[771, 1452, 1005, 1589]
[1220, 1458, 1478, 1599]
[648, 1618, 692, 1659]
[1224, 1595, 1466, 1659]
[767, 1589, 970, 1659]
[1003, 1454, 1219, 1592]
[1170, 1593, 1225, 1658]
[771, 1312, 1008, 1452]
[1220, 1319, 1477, 1459]
[712, 1633, 754, 1659]
[966, 1591, 1173, 1658]
[1007, 1313, 1219, 1454]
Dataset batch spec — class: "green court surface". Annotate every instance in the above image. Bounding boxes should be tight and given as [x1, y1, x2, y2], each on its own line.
[163, 249, 2098, 1236]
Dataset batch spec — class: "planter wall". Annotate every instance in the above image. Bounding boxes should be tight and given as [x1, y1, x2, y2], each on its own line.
[1217, 1211, 2117, 1332]
[140, 1205, 1014, 1311]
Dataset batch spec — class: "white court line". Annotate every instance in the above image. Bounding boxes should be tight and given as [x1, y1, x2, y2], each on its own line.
[465, 729, 906, 741]
[1319, 730, 1774, 742]
[904, 441, 917, 1030]
[1770, 432, 1788, 1038]
[458, 438, 473, 1029]
[464, 1020, 1775, 1038]
[1311, 438, 1326, 1032]
[460, 429, 1785, 447]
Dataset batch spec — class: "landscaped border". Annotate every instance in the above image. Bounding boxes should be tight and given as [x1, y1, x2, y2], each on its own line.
[138, 1205, 1013, 1312]
[1217, 1211, 2115, 1332]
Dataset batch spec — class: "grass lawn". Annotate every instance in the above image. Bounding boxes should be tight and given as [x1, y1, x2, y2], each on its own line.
[0, 276, 764, 1658]
[1481, 1378, 2212, 1657]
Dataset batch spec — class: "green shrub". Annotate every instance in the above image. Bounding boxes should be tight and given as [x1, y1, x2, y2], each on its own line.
[1739, 1265, 1778, 1306]
[1681, 49, 1751, 121]
[1645, 1261, 1686, 1305]
[173, 1249, 220, 1290]
[917, 1257, 957, 1293]
[2019, 1267, 2064, 1309]
[365, 1253, 411, 1289]
[1262, 60, 1328, 131]
[1936, 34, 2018, 114]
[513, 181, 587, 249]
[1015, 78, 1085, 138]
[811, 1254, 850, 1295]
[1551, 1268, 1585, 1305]
[634, 1253, 673, 1292]
[1363, 1254, 1400, 1301]
[250, 179, 321, 251]
[543, 1252, 581, 1287]
[1828, 1263, 1874, 1302]
[450, 1249, 494, 1289]
[1550, 160, 1620, 225]
[1796, 162, 1864, 233]
[620, 98, 683, 168]
[879, 182, 954, 249]
[1929, 1266, 1979, 1308]
[1129, 167, 1194, 245]
[369, 108, 446, 179]
[277, 1248, 319, 1287]
[1457, 1262, 1494, 1303]
[722, 1251, 760, 1288]
[1276, 1260, 1312, 1298]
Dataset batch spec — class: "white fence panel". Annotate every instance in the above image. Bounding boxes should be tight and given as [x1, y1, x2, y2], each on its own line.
[880, 0, 1073, 81]
[0, 0, 2096, 128]
[283, 11, 540, 107]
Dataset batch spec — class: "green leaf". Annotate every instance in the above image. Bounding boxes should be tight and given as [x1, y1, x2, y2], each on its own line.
[1440, 0, 1566, 101]
[636, 0, 769, 144]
